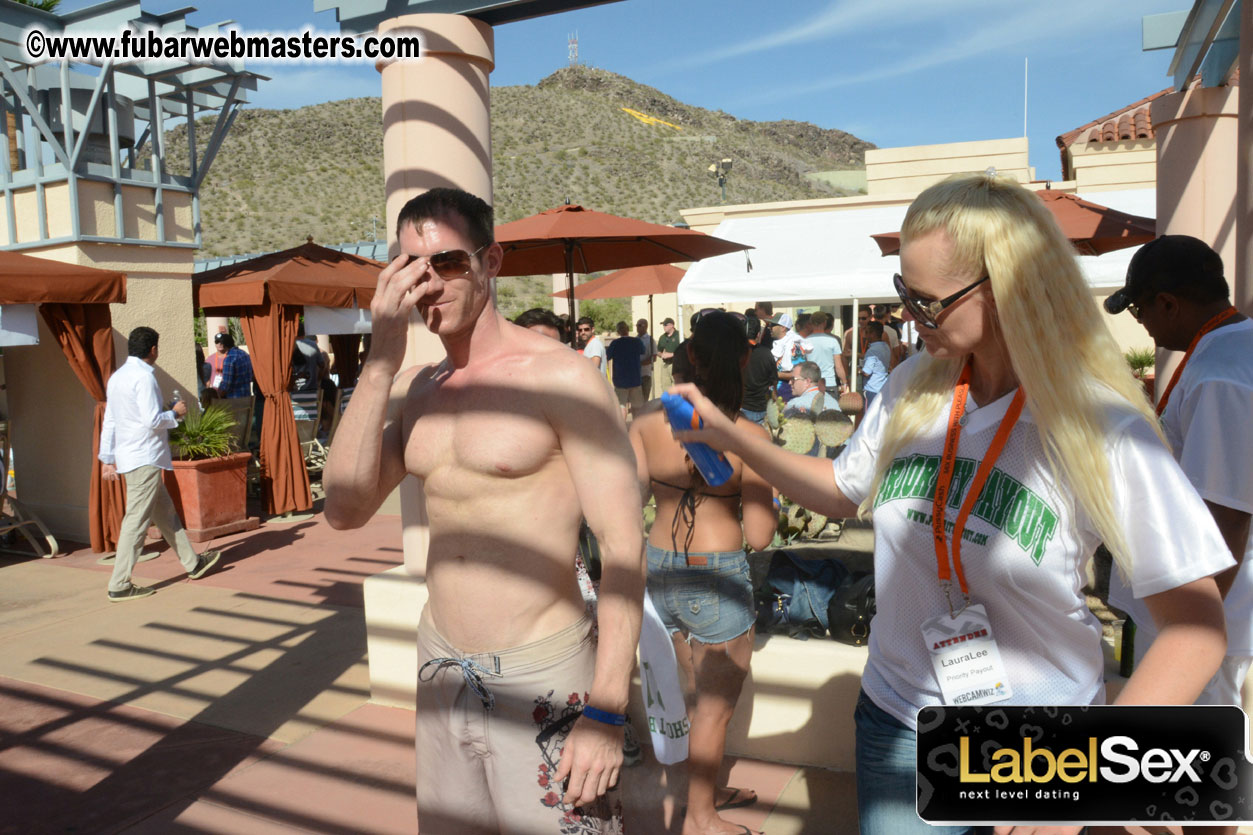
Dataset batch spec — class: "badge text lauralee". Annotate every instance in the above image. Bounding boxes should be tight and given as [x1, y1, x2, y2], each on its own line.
[959, 736, 1206, 784]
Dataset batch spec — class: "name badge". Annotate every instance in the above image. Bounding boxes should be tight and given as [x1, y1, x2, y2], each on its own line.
[920, 603, 1013, 706]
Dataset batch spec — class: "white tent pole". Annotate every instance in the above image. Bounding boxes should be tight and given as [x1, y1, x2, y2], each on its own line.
[851, 298, 860, 393]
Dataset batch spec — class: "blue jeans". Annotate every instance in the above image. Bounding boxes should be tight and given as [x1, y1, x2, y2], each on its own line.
[854, 690, 986, 835]
[740, 408, 766, 425]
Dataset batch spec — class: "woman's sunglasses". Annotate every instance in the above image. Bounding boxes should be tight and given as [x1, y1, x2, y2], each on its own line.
[411, 244, 488, 279]
[892, 272, 989, 329]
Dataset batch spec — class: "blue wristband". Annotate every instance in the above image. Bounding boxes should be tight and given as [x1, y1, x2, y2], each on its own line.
[581, 705, 627, 726]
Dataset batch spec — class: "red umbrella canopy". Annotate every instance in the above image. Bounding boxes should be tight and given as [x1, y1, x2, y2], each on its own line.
[194, 241, 384, 311]
[0, 250, 126, 304]
[495, 204, 750, 277]
[1035, 191, 1156, 256]
[870, 191, 1156, 257]
[551, 264, 686, 300]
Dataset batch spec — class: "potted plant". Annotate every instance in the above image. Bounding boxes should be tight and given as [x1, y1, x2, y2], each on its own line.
[166, 404, 258, 541]
[1125, 346, 1156, 400]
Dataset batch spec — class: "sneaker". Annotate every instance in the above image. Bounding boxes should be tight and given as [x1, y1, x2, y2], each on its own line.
[188, 549, 221, 580]
[108, 584, 155, 603]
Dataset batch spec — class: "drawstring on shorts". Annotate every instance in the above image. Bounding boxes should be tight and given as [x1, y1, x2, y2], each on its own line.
[419, 656, 500, 711]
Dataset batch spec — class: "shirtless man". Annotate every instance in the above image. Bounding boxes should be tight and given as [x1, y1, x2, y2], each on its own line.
[323, 188, 644, 834]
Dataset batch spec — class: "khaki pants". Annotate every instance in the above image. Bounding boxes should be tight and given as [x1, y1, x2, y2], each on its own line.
[415, 606, 624, 834]
[655, 361, 674, 391]
[108, 465, 199, 593]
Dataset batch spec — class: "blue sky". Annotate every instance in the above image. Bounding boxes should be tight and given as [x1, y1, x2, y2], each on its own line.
[56, 0, 1189, 182]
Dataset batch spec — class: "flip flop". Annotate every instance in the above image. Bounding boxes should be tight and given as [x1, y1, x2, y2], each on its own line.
[714, 786, 758, 811]
[732, 826, 762, 835]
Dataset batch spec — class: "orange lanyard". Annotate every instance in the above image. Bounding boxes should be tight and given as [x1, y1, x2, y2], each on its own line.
[933, 362, 1026, 616]
[1155, 306, 1240, 416]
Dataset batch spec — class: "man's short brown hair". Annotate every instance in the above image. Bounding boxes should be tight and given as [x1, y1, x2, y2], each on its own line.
[395, 187, 494, 250]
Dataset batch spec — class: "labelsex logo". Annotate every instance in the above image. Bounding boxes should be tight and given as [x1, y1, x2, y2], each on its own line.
[960, 736, 1208, 784]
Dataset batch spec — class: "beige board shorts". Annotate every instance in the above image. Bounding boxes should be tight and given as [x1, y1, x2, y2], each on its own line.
[614, 386, 644, 415]
[415, 605, 624, 834]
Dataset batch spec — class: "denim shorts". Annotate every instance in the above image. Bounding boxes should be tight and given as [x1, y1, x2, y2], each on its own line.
[645, 543, 755, 644]
[739, 408, 766, 425]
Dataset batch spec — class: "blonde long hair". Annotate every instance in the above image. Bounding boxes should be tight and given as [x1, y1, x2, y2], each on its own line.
[863, 174, 1160, 575]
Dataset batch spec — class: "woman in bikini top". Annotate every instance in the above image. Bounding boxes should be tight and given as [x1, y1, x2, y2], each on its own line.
[628, 310, 776, 835]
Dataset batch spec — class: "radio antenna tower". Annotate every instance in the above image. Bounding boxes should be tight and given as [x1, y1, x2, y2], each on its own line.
[568, 30, 579, 66]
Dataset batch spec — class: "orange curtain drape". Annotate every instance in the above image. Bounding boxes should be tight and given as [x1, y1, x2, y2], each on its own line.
[241, 301, 311, 515]
[38, 303, 126, 552]
[328, 334, 361, 389]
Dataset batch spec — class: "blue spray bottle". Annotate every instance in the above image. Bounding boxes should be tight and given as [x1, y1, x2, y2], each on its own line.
[660, 392, 734, 487]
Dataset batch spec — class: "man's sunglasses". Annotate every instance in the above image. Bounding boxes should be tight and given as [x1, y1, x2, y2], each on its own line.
[412, 243, 488, 278]
[892, 272, 990, 329]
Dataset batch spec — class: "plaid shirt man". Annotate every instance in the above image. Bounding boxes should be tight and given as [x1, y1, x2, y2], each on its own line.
[217, 347, 254, 398]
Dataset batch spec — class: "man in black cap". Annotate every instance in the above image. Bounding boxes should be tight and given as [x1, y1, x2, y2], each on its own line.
[207, 332, 254, 400]
[1105, 235, 1253, 723]
[655, 317, 681, 391]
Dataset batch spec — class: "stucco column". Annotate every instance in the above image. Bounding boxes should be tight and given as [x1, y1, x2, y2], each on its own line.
[551, 273, 577, 319]
[1239, 2, 1253, 315]
[205, 316, 229, 339]
[377, 14, 495, 579]
[1150, 84, 1240, 396]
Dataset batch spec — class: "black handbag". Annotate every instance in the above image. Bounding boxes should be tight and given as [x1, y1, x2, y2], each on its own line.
[827, 572, 876, 646]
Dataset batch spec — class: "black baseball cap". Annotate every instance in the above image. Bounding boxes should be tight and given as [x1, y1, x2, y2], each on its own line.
[661, 317, 675, 325]
[1104, 235, 1224, 314]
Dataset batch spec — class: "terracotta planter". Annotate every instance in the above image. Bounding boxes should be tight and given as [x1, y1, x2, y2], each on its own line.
[164, 452, 259, 542]
[1141, 373, 1155, 402]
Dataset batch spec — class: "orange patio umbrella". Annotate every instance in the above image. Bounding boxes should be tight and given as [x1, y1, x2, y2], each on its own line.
[870, 191, 1156, 257]
[497, 204, 750, 335]
[553, 263, 685, 299]
[550, 263, 685, 330]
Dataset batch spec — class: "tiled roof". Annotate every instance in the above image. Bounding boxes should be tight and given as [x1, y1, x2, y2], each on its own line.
[1055, 73, 1241, 181]
[1055, 87, 1173, 180]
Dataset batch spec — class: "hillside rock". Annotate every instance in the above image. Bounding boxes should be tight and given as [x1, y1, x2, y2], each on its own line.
[162, 66, 874, 314]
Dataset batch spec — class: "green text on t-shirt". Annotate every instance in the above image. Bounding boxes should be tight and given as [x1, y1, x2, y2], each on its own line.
[874, 453, 1059, 565]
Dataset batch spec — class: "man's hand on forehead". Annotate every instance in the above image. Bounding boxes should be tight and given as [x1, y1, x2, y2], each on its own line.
[386, 253, 446, 303]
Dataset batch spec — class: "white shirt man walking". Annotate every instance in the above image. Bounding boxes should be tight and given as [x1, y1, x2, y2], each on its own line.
[99, 327, 220, 601]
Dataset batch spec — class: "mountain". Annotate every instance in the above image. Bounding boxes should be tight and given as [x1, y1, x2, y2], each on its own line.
[164, 66, 874, 315]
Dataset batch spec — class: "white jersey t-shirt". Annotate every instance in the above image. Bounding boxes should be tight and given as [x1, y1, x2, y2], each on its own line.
[833, 354, 1232, 729]
[582, 335, 607, 370]
[1110, 319, 1253, 655]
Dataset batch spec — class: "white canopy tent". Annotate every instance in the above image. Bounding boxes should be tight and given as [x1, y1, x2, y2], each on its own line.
[677, 188, 1155, 387]
[678, 205, 906, 308]
[677, 188, 1155, 305]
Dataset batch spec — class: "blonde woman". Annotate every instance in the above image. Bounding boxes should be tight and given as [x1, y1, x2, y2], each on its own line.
[670, 174, 1230, 835]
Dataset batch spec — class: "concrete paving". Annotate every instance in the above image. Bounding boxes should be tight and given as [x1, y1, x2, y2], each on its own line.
[0, 506, 856, 834]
